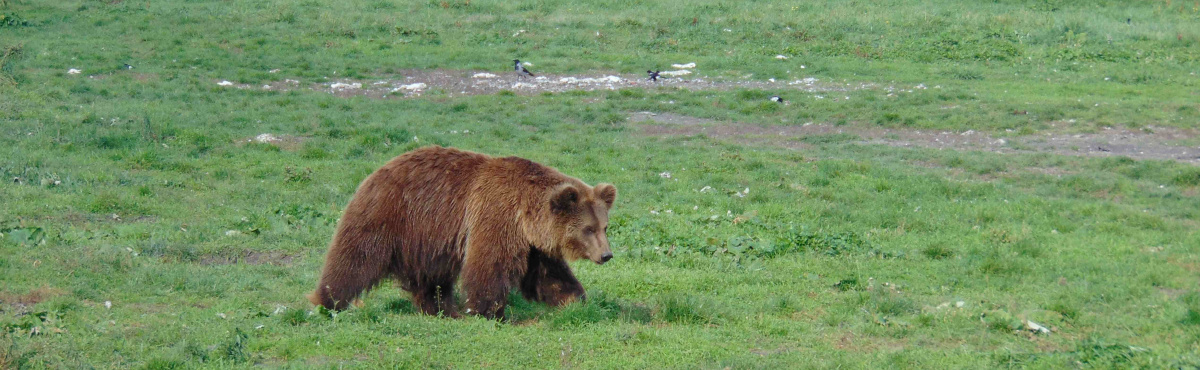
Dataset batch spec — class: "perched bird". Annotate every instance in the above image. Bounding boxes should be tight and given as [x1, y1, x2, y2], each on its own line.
[513, 59, 534, 78]
[647, 70, 660, 82]
[123, 63, 134, 70]
[770, 96, 784, 103]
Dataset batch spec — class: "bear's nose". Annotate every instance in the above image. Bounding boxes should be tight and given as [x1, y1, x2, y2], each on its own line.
[600, 252, 613, 263]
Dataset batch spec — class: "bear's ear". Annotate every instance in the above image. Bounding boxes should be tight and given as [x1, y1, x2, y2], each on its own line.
[550, 184, 580, 214]
[594, 183, 617, 209]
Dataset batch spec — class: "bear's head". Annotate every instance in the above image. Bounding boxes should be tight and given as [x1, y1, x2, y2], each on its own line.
[548, 182, 618, 264]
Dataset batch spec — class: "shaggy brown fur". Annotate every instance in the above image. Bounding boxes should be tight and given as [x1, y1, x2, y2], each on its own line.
[308, 146, 617, 319]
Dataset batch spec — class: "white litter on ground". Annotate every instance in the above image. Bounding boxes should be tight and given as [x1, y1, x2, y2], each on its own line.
[472, 73, 497, 78]
[775, 55, 789, 60]
[733, 187, 750, 198]
[660, 70, 692, 77]
[399, 83, 426, 90]
[558, 76, 622, 84]
[330, 82, 362, 90]
[217, 80, 234, 86]
[253, 133, 280, 143]
[1024, 320, 1051, 334]
[671, 62, 696, 69]
[67, 68, 82, 75]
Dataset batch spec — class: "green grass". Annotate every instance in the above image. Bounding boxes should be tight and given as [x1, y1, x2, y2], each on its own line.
[2, 0, 1200, 368]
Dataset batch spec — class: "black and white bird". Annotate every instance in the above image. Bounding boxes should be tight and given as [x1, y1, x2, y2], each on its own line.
[123, 63, 134, 70]
[770, 95, 785, 103]
[647, 70, 660, 82]
[513, 59, 535, 78]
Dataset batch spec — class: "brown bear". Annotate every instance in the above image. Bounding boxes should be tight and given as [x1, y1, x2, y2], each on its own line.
[308, 146, 617, 319]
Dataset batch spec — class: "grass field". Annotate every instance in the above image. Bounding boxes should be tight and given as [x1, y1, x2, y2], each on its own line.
[3, 0, 1200, 368]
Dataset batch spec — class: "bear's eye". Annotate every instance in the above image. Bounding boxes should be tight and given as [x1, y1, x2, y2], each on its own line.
[583, 226, 595, 234]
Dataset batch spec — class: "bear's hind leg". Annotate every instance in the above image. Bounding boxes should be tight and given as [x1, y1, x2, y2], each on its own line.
[462, 249, 524, 320]
[460, 216, 529, 320]
[411, 283, 460, 318]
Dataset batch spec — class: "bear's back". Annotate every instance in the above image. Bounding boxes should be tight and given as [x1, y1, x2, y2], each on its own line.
[336, 146, 492, 261]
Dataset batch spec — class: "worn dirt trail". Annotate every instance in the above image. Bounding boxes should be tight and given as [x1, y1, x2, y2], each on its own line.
[631, 112, 1200, 165]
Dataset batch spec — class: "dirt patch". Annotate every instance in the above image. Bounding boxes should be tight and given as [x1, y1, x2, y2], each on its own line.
[832, 331, 908, 352]
[750, 345, 793, 356]
[236, 133, 307, 151]
[0, 286, 66, 313]
[1157, 287, 1192, 299]
[633, 112, 1200, 165]
[215, 70, 875, 99]
[198, 250, 300, 266]
[52, 212, 157, 226]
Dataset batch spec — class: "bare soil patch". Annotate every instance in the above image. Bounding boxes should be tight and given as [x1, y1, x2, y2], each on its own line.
[633, 112, 1200, 165]
[235, 133, 307, 151]
[0, 286, 66, 314]
[198, 250, 300, 266]
[51, 212, 158, 226]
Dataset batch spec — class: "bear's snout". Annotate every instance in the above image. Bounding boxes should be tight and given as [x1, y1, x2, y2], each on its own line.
[598, 251, 613, 264]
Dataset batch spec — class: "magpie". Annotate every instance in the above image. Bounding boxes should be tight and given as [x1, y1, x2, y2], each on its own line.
[647, 70, 660, 82]
[123, 63, 133, 70]
[513, 59, 535, 78]
[770, 95, 784, 103]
